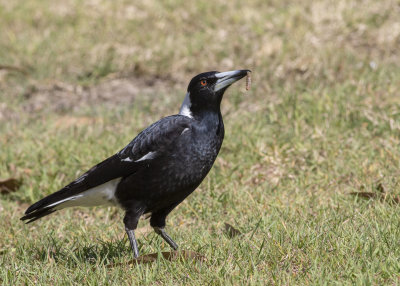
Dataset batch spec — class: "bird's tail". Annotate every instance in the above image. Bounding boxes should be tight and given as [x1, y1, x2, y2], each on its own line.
[21, 176, 122, 223]
[20, 188, 77, 224]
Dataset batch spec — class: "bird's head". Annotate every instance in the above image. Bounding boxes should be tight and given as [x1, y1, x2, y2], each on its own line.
[180, 69, 250, 119]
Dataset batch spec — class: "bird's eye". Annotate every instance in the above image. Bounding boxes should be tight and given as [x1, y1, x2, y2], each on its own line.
[200, 80, 207, 86]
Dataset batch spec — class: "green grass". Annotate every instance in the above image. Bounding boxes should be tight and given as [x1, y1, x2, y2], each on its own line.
[1, 0, 400, 284]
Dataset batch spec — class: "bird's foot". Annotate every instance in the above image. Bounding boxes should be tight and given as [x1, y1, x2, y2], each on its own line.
[153, 227, 178, 250]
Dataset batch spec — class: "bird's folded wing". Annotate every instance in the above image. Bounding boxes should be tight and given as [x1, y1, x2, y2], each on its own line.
[117, 115, 192, 162]
[23, 115, 192, 216]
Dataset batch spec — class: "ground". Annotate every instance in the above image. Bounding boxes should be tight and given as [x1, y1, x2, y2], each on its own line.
[1, 0, 400, 285]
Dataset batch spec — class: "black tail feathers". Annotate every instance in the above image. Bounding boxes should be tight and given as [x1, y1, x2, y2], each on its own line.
[20, 207, 57, 224]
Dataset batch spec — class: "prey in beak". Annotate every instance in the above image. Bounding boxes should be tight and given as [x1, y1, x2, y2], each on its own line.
[214, 69, 251, 92]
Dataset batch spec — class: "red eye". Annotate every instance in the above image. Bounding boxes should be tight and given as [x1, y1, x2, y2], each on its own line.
[200, 80, 207, 86]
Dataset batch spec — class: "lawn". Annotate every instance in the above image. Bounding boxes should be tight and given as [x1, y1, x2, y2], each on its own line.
[1, 0, 400, 284]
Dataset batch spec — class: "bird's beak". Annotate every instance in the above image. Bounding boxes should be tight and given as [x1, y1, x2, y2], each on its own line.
[214, 69, 250, 92]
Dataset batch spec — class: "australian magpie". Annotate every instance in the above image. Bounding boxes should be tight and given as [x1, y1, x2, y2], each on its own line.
[21, 69, 250, 258]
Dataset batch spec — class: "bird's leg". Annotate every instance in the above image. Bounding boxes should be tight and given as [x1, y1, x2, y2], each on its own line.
[125, 228, 139, 258]
[150, 208, 180, 251]
[124, 211, 141, 259]
[153, 227, 178, 250]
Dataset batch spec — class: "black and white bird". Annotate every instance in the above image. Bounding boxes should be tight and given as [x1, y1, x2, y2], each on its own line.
[21, 69, 250, 258]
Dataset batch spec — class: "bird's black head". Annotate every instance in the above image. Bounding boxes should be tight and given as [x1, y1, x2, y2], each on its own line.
[180, 69, 250, 119]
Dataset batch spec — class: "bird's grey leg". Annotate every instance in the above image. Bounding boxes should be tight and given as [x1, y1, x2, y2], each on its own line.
[153, 227, 178, 250]
[125, 228, 139, 258]
[124, 211, 141, 259]
[150, 202, 182, 251]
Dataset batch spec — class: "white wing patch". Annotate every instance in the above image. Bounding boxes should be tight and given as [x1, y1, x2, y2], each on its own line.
[135, 151, 157, 162]
[121, 151, 157, 162]
[49, 178, 122, 210]
[181, 128, 189, 135]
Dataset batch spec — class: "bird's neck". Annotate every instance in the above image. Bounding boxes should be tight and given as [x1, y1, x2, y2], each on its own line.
[194, 110, 224, 135]
[179, 92, 224, 135]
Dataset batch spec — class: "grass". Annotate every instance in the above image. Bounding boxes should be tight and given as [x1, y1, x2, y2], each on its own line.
[1, 0, 400, 284]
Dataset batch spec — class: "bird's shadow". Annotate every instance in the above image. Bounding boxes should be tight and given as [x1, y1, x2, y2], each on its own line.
[28, 235, 206, 266]
[29, 235, 152, 266]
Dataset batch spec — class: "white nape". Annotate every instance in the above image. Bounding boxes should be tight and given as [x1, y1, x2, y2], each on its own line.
[179, 92, 193, 118]
[48, 177, 122, 210]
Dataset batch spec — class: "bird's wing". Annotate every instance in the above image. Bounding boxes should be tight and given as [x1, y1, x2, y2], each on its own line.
[117, 114, 192, 162]
[21, 115, 192, 222]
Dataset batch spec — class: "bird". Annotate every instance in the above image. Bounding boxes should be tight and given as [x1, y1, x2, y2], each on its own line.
[21, 69, 250, 258]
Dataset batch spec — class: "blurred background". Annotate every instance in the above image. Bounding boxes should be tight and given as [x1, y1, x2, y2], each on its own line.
[1, 0, 400, 284]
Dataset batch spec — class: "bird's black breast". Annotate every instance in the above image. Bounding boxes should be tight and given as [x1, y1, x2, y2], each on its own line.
[115, 113, 224, 213]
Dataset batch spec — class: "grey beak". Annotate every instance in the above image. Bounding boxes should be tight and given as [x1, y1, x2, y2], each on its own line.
[214, 69, 250, 92]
